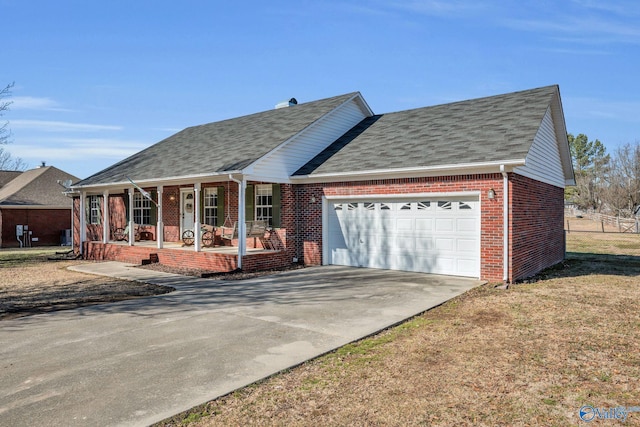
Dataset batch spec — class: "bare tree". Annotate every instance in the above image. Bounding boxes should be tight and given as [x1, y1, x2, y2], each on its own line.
[602, 142, 640, 217]
[0, 82, 27, 171]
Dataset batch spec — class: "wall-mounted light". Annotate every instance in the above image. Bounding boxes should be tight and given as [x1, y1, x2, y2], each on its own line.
[310, 195, 316, 204]
[169, 194, 176, 203]
[488, 188, 496, 200]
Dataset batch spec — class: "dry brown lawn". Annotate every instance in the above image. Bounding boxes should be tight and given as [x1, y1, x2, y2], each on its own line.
[0, 247, 172, 320]
[157, 235, 640, 426]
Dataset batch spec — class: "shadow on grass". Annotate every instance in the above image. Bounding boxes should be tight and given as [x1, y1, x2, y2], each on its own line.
[522, 252, 640, 283]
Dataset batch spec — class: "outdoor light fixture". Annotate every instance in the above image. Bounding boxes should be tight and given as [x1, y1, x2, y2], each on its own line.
[169, 194, 176, 203]
[488, 188, 496, 199]
[310, 195, 316, 204]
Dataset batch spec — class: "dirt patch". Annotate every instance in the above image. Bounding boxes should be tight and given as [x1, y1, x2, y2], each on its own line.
[0, 248, 173, 320]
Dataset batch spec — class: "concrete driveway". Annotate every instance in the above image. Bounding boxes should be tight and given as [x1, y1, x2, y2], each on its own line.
[0, 263, 482, 427]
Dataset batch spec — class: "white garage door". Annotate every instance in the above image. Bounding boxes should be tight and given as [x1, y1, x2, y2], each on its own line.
[326, 197, 480, 277]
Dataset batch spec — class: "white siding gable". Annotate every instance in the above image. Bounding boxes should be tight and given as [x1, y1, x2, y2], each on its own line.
[246, 96, 370, 182]
[514, 107, 566, 188]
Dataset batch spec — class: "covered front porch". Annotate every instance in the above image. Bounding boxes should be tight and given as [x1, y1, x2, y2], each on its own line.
[75, 176, 297, 273]
[83, 239, 290, 273]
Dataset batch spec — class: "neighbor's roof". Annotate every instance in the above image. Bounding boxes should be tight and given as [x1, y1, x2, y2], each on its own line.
[0, 171, 22, 187]
[76, 92, 360, 187]
[0, 166, 78, 208]
[295, 85, 562, 176]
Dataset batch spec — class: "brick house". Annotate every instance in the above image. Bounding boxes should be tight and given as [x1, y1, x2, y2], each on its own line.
[0, 166, 78, 248]
[71, 86, 574, 282]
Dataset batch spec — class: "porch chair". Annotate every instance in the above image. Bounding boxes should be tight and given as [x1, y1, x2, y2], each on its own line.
[113, 224, 141, 242]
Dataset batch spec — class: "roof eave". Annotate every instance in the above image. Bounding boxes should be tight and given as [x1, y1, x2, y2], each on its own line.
[71, 170, 245, 192]
[291, 160, 526, 184]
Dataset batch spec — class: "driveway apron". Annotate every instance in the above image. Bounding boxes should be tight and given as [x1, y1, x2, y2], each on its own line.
[0, 263, 482, 427]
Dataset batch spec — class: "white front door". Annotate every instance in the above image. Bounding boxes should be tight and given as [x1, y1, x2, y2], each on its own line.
[326, 197, 480, 277]
[180, 189, 195, 236]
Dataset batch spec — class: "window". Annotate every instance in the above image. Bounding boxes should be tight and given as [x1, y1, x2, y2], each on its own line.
[133, 193, 152, 225]
[459, 202, 473, 210]
[364, 202, 375, 211]
[255, 184, 273, 225]
[89, 195, 100, 224]
[347, 203, 358, 211]
[334, 203, 343, 210]
[401, 203, 412, 210]
[380, 203, 391, 210]
[437, 201, 452, 210]
[417, 201, 431, 210]
[203, 188, 218, 226]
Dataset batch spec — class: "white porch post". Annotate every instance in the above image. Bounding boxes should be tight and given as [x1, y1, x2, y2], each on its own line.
[128, 188, 135, 246]
[79, 191, 86, 255]
[237, 177, 247, 262]
[102, 189, 109, 244]
[194, 183, 201, 252]
[157, 185, 164, 249]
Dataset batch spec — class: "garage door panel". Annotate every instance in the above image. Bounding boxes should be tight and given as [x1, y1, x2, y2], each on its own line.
[414, 218, 434, 234]
[435, 218, 454, 232]
[456, 218, 477, 232]
[326, 197, 479, 277]
[457, 238, 478, 253]
[435, 237, 455, 251]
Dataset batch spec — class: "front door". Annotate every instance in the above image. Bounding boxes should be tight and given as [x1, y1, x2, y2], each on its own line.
[180, 189, 195, 236]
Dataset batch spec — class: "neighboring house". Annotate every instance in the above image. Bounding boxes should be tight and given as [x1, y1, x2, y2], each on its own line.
[0, 166, 78, 248]
[71, 85, 574, 282]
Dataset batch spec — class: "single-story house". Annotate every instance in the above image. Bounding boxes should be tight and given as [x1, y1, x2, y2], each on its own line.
[0, 165, 78, 248]
[71, 85, 574, 282]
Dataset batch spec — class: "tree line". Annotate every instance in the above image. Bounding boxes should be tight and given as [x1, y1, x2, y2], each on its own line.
[566, 133, 640, 218]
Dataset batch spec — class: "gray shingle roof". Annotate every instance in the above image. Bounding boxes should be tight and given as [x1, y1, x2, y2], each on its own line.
[295, 85, 559, 176]
[0, 166, 79, 207]
[76, 92, 359, 186]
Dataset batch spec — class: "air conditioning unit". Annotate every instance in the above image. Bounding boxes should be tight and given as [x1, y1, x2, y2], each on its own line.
[61, 229, 72, 246]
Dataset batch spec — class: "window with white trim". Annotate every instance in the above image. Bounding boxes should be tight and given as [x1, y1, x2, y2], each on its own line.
[89, 195, 100, 224]
[255, 184, 273, 225]
[203, 188, 218, 226]
[133, 193, 152, 225]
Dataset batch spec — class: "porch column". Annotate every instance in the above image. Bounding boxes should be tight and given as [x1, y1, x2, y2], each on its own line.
[157, 185, 164, 249]
[102, 189, 109, 244]
[194, 183, 201, 252]
[229, 174, 246, 269]
[79, 191, 87, 255]
[128, 188, 135, 246]
[237, 178, 247, 260]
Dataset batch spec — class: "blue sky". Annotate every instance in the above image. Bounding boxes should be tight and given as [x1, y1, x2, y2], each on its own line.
[2, 0, 639, 179]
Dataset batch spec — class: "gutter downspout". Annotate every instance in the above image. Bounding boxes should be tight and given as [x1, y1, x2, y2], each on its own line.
[500, 165, 509, 283]
[229, 174, 246, 269]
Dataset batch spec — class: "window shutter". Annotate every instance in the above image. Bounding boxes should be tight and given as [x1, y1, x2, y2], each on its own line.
[217, 186, 225, 226]
[97, 196, 103, 224]
[272, 184, 281, 228]
[150, 191, 158, 225]
[198, 189, 205, 225]
[85, 196, 91, 223]
[123, 193, 130, 222]
[245, 184, 254, 221]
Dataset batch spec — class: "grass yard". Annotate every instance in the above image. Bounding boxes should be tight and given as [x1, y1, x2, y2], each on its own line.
[157, 233, 640, 426]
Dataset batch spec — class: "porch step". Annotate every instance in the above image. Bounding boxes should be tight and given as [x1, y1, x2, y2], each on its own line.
[141, 253, 159, 265]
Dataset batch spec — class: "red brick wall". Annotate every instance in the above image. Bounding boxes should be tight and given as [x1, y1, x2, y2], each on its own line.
[510, 174, 565, 281]
[0, 208, 72, 248]
[75, 174, 564, 281]
[295, 174, 507, 281]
